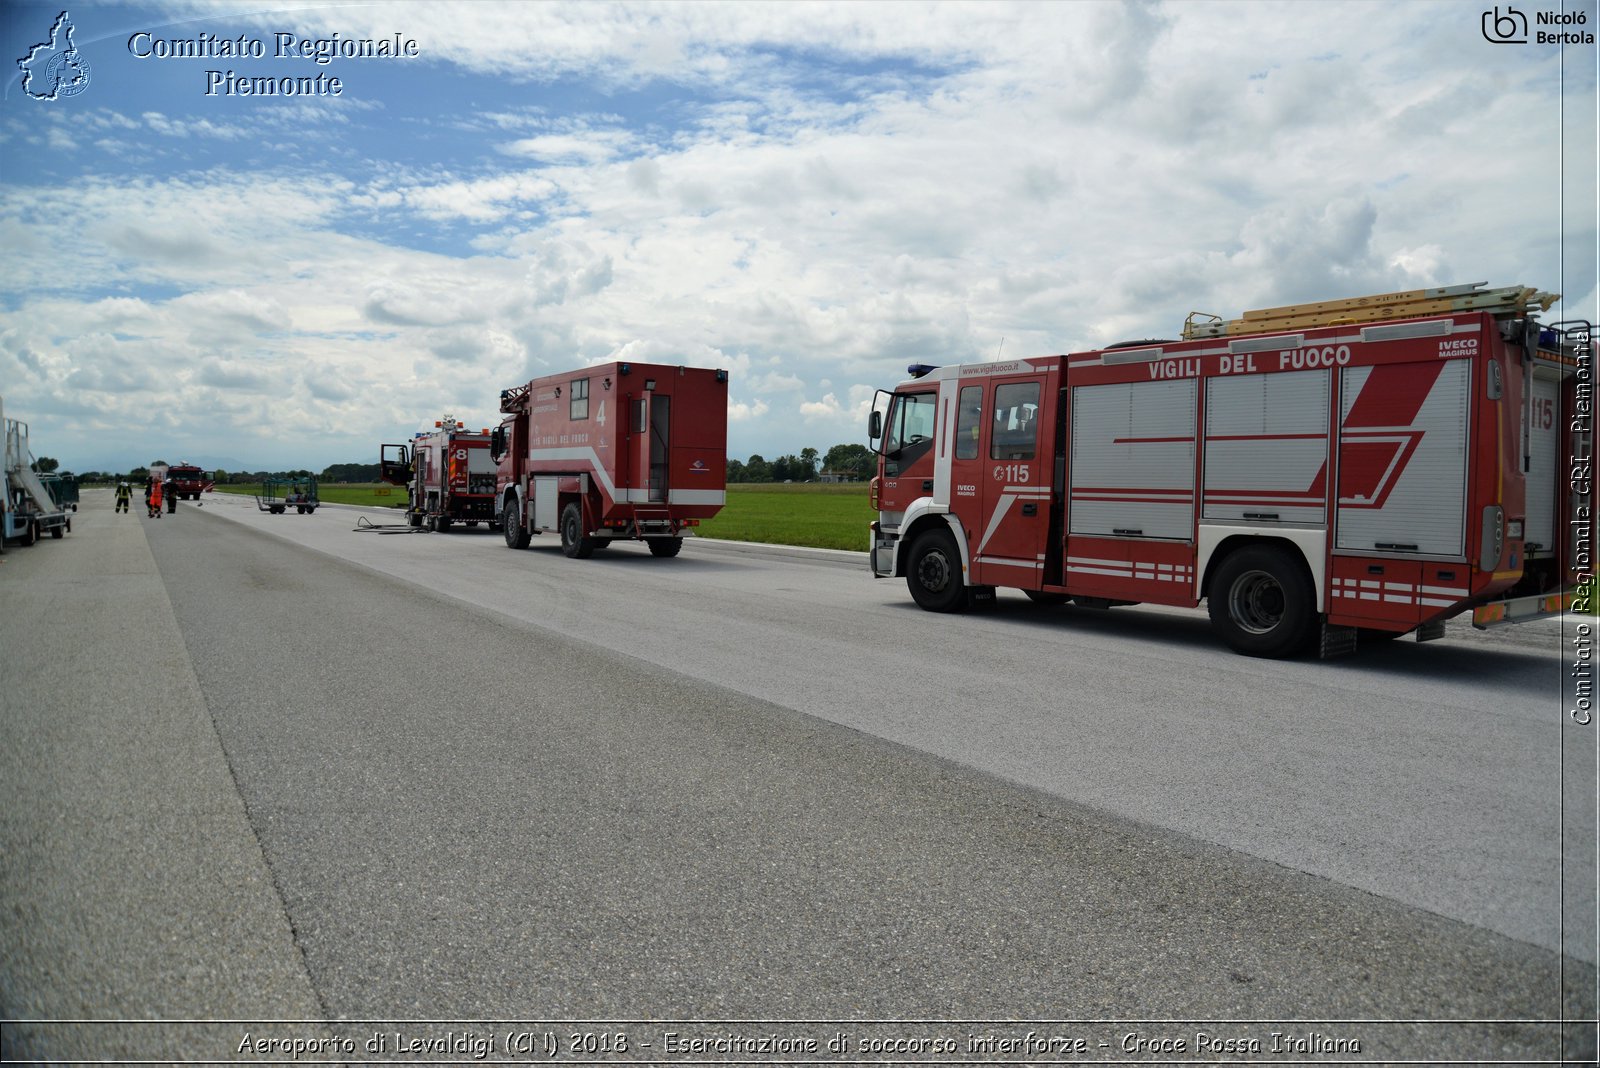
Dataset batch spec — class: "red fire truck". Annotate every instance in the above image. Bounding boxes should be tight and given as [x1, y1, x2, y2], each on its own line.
[167, 463, 213, 501]
[492, 361, 728, 557]
[868, 282, 1593, 658]
[380, 416, 498, 531]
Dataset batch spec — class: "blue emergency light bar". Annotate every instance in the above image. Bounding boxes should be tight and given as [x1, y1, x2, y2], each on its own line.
[907, 363, 939, 379]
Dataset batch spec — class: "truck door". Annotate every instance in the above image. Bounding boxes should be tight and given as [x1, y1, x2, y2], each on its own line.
[650, 395, 669, 503]
[968, 376, 1050, 582]
[876, 389, 938, 514]
[633, 394, 671, 503]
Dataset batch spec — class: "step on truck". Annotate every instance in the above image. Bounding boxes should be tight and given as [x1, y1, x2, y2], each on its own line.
[380, 416, 497, 532]
[867, 282, 1593, 658]
[493, 362, 729, 558]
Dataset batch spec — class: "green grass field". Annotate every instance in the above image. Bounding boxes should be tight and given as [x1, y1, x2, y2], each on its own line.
[215, 480, 870, 551]
[696, 482, 871, 552]
[215, 483, 407, 507]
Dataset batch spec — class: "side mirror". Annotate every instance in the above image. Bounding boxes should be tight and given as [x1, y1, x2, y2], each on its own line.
[489, 427, 506, 462]
[868, 410, 882, 442]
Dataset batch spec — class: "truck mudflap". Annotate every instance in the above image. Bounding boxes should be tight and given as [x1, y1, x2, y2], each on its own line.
[1472, 590, 1581, 629]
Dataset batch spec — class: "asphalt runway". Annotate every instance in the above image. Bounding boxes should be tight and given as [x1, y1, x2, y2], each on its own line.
[1, 490, 1594, 1063]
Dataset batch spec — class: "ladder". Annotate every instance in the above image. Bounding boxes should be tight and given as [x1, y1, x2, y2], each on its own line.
[1183, 281, 1561, 340]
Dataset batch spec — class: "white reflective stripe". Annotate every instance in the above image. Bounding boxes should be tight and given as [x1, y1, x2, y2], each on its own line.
[528, 446, 616, 500]
[976, 556, 1043, 570]
[668, 490, 725, 506]
[974, 494, 1016, 556]
[1067, 565, 1132, 577]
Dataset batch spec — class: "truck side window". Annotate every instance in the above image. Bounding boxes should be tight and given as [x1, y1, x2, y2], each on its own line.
[570, 378, 590, 420]
[955, 386, 982, 460]
[991, 382, 1040, 460]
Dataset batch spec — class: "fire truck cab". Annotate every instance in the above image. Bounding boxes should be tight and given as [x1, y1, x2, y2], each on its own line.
[868, 283, 1591, 658]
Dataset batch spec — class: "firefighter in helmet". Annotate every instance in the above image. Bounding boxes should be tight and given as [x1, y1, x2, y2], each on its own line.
[114, 480, 132, 513]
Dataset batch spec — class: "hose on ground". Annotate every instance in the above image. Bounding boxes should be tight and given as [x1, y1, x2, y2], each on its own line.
[353, 515, 428, 534]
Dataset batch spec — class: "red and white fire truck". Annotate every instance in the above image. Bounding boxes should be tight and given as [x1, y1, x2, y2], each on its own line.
[868, 282, 1593, 657]
[492, 361, 729, 557]
[167, 463, 213, 501]
[380, 416, 498, 532]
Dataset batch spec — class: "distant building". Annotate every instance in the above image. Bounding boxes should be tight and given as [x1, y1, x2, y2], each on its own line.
[819, 469, 858, 483]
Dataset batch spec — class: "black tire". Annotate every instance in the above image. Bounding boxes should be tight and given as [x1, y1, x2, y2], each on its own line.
[297, 506, 306, 514]
[503, 500, 530, 549]
[647, 537, 683, 558]
[408, 511, 423, 528]
[437, 516, 452, 532]
[50, 525, 63, 539]
[1207, 546, 1316, 658]
[905, 528, 968, 612]
[1023, 590, 1069, 605]
[560, 502, 595, 559]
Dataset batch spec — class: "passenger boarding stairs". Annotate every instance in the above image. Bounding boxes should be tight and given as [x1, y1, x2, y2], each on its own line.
[3, 395, 68, 538]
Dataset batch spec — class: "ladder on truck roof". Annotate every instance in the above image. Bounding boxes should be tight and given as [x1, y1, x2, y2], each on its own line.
[1182, 281, 1562, 340]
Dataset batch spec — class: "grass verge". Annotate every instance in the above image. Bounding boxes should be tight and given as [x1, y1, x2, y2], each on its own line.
[214, 480, 869, 551]
[696, 482, 870, 552]
[214, 483, 407, 507]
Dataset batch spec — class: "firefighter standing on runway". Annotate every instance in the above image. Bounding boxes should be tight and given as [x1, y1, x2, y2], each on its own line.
[114, 480, 131, 513]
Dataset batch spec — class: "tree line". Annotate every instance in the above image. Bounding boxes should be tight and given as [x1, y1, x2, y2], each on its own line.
[67, 445, 876, 487]
[727, 443, 873, 483]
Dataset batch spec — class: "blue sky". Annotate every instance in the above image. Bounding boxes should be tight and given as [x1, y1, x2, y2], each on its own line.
[1, 0, 1596, 475]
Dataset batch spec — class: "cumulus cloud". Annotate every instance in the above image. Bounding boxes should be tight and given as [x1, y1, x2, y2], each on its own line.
[1, 0, 1592, 473]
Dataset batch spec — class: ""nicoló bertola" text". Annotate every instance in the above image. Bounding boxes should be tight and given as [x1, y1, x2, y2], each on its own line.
[127, 30, 421, 97]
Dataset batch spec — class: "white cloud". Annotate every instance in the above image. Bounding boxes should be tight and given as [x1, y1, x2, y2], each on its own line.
[2, 0, 1593, 473]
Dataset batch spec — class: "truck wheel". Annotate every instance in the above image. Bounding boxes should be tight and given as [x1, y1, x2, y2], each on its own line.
[437, 516, 452, 532]
[50, 525, 63, 539]
[560, 503, 596, 559]
[648, 537, 683, 558]
[1208, 546, 1316, 658]
[906, 528, 968, 612]
[408, 511, 423, 528]
[503, 502, 530, 549]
